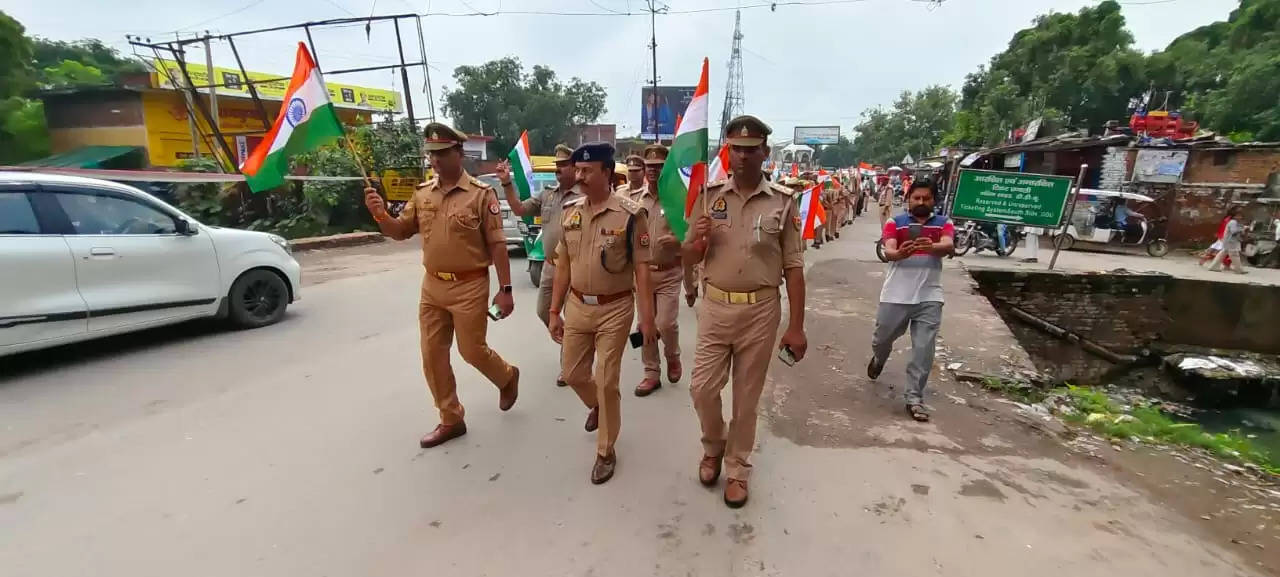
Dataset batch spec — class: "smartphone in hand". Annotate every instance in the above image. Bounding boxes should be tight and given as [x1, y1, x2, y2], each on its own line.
[488, 304, 503, 321]
[908, 222, 923, 240]
[777, 346, 797, 367]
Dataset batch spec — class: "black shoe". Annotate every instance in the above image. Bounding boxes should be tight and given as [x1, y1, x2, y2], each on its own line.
[867, 356, 885, 380]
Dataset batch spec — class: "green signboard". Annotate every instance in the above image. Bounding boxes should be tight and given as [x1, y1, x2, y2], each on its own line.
[950, 169, 1075, 228]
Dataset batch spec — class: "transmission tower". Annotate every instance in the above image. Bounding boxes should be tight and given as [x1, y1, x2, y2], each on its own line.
[718, 10, 745, 140]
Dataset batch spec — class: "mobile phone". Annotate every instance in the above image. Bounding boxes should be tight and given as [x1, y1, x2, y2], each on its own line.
[908, 222, 923, 240]
[629, 331, 643, 349]
[777, 346, 797, 367]
[487, 304, 503, 321]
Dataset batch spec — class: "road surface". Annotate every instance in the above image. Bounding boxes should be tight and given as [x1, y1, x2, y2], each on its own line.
[0, 218, 1265, 576]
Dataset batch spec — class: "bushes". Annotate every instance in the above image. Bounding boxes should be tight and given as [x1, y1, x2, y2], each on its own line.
[170, 118, 417, 239]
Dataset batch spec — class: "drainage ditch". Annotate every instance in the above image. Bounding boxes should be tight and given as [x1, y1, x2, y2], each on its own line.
[969, 269, 1280, 455]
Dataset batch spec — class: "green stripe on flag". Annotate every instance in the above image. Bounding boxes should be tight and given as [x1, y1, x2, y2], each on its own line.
[507, 148, 532, 201]
[244, 103, 345, 193]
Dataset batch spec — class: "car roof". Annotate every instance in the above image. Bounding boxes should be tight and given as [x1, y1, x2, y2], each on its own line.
[0, 170, 147, 196]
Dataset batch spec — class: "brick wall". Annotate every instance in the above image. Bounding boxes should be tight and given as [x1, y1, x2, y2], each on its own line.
[1184, 149, 1280, 185]
[969, 270, 1280, 382]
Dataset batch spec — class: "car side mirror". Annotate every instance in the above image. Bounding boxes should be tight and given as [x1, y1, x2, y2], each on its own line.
[175, 218, 196, 235]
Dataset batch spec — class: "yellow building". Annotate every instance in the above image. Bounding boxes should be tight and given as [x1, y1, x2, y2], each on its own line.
[33, 61, 401, 169]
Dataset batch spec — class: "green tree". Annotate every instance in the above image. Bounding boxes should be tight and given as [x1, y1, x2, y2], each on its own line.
[31, 38, 145, 85]
[850, 85, 957, 166]
[948, 1, 1146, 147]
[0, 10, 41, 163]
[815, 136, 857, 167]
[41, 59, 106, 88]
[1148, 0, 1280, 141]
[441, 57, 607, 158]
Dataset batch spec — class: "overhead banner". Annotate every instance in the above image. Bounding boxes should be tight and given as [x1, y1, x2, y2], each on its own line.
[950, 169, 1075, 228]
[794, 126, 840, 145]
[151, 59, 402, 113]
[640, 85, 696, 140]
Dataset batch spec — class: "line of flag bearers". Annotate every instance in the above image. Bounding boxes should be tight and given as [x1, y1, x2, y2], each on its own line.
[364, 115, 809, 509]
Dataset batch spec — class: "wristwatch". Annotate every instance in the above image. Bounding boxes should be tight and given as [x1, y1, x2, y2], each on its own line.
[500, 285, 513, 294]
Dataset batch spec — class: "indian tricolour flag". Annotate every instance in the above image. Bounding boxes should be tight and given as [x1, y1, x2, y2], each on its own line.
[707, 143, 730, 183]
[506, 130, 535, 201]
[798, 183, 826, 240]
[657, 58, 709, 242]
[241, 43, 345, 193]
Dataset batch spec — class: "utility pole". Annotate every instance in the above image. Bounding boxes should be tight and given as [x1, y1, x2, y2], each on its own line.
[202, 34, 219, 150]
[648, 0, 659, 141]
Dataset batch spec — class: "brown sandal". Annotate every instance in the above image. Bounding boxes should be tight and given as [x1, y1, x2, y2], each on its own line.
[907, 403, 930, 422]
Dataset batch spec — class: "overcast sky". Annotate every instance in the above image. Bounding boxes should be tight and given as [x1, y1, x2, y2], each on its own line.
[3, 0, 1240, 141]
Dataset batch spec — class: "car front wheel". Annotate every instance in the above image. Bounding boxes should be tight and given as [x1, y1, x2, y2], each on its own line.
[228, 269, 289, 328]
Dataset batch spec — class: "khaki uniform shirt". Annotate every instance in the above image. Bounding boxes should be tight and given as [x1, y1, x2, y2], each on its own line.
[696, 177, 804, 292]
[397, 171, 504, 271]
[626, 185, 681, 267]
[556, 193, 651, 295]
[519, 183, 581, 256]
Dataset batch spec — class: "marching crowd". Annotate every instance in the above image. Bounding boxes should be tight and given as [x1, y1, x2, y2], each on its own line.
[362, 114, 955, 509]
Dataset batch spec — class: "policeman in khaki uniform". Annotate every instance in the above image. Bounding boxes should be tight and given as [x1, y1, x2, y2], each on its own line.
[498, 144, 581, 386]
[625, 144, 692, 396]
[623, 153, 646, 193]
[364, 122, 520, 449]
[547, 142, 657, 485]
[682, 115, 808, 508]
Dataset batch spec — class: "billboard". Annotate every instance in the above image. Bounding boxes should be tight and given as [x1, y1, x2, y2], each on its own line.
[640, 85, 696, 141]
[152, 59, 402, 113]
[794, 126, 840, 145]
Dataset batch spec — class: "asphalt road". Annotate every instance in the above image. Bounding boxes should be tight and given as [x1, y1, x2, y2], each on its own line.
[0, 226, 1264, 577]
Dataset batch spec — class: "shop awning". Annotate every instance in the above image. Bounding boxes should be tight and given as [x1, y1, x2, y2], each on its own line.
[20, 146, 145, 169]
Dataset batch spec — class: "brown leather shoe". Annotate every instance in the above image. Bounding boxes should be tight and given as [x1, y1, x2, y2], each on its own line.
[499, 366, 519, 411]
[584, 406, 599, 432]
[634, 378, 661, 397]
[724, 478, 748, 508]
[666, 360, 682, 383]
[591, 452, 616, 485]
[699, 454, 722, 486]
[419, 422, 467, 449]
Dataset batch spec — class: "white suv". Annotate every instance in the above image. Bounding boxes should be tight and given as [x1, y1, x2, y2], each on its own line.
[0, 172, 302, 358]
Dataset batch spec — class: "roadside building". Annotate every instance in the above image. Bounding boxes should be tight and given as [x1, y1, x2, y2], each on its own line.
[26, 59, 401, 171]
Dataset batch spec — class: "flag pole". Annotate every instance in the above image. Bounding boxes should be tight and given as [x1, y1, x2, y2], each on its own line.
[341, 135, 374, 188]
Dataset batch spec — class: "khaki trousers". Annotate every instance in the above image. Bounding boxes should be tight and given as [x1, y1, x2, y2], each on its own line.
[879, 204, 892, 226]
[419, 274, 515, 426]
[563, 293, 635, 457]
[640, 267, 683, 380]
[689, 288, 782, 480]
[535, 261, 557, 327]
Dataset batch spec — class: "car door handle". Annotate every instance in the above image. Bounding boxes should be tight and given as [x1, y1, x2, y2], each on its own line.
[88, 247, 116, 258]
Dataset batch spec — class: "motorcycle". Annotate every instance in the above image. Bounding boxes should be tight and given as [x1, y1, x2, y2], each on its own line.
[955, 221, 1023, 257]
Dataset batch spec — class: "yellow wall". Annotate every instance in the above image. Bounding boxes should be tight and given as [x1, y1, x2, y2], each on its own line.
[141, 91, 371, 168]
[49, 126, 148, 152]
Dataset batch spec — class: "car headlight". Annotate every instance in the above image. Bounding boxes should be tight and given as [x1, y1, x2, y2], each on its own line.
[268, 234, 292, 254]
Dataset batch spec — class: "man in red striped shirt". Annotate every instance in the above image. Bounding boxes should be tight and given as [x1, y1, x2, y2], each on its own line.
[867, 180, 954, 422]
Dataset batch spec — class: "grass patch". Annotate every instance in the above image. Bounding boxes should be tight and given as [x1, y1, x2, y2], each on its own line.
[980, 379, 1280, 476]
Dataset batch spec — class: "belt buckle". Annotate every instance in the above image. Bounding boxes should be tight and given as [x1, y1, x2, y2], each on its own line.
[581, 294, 600, 305]
[436, 272, 456, 281]
[728, 292, 750, 305]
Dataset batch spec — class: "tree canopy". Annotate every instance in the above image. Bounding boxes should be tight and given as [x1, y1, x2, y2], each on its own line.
[850, 0, 1280, 165]
[849, 85, 957, 166]
[0, 10, 147, 162]
[441, 57, 608, 158]
[945, 0, 1146, 148]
